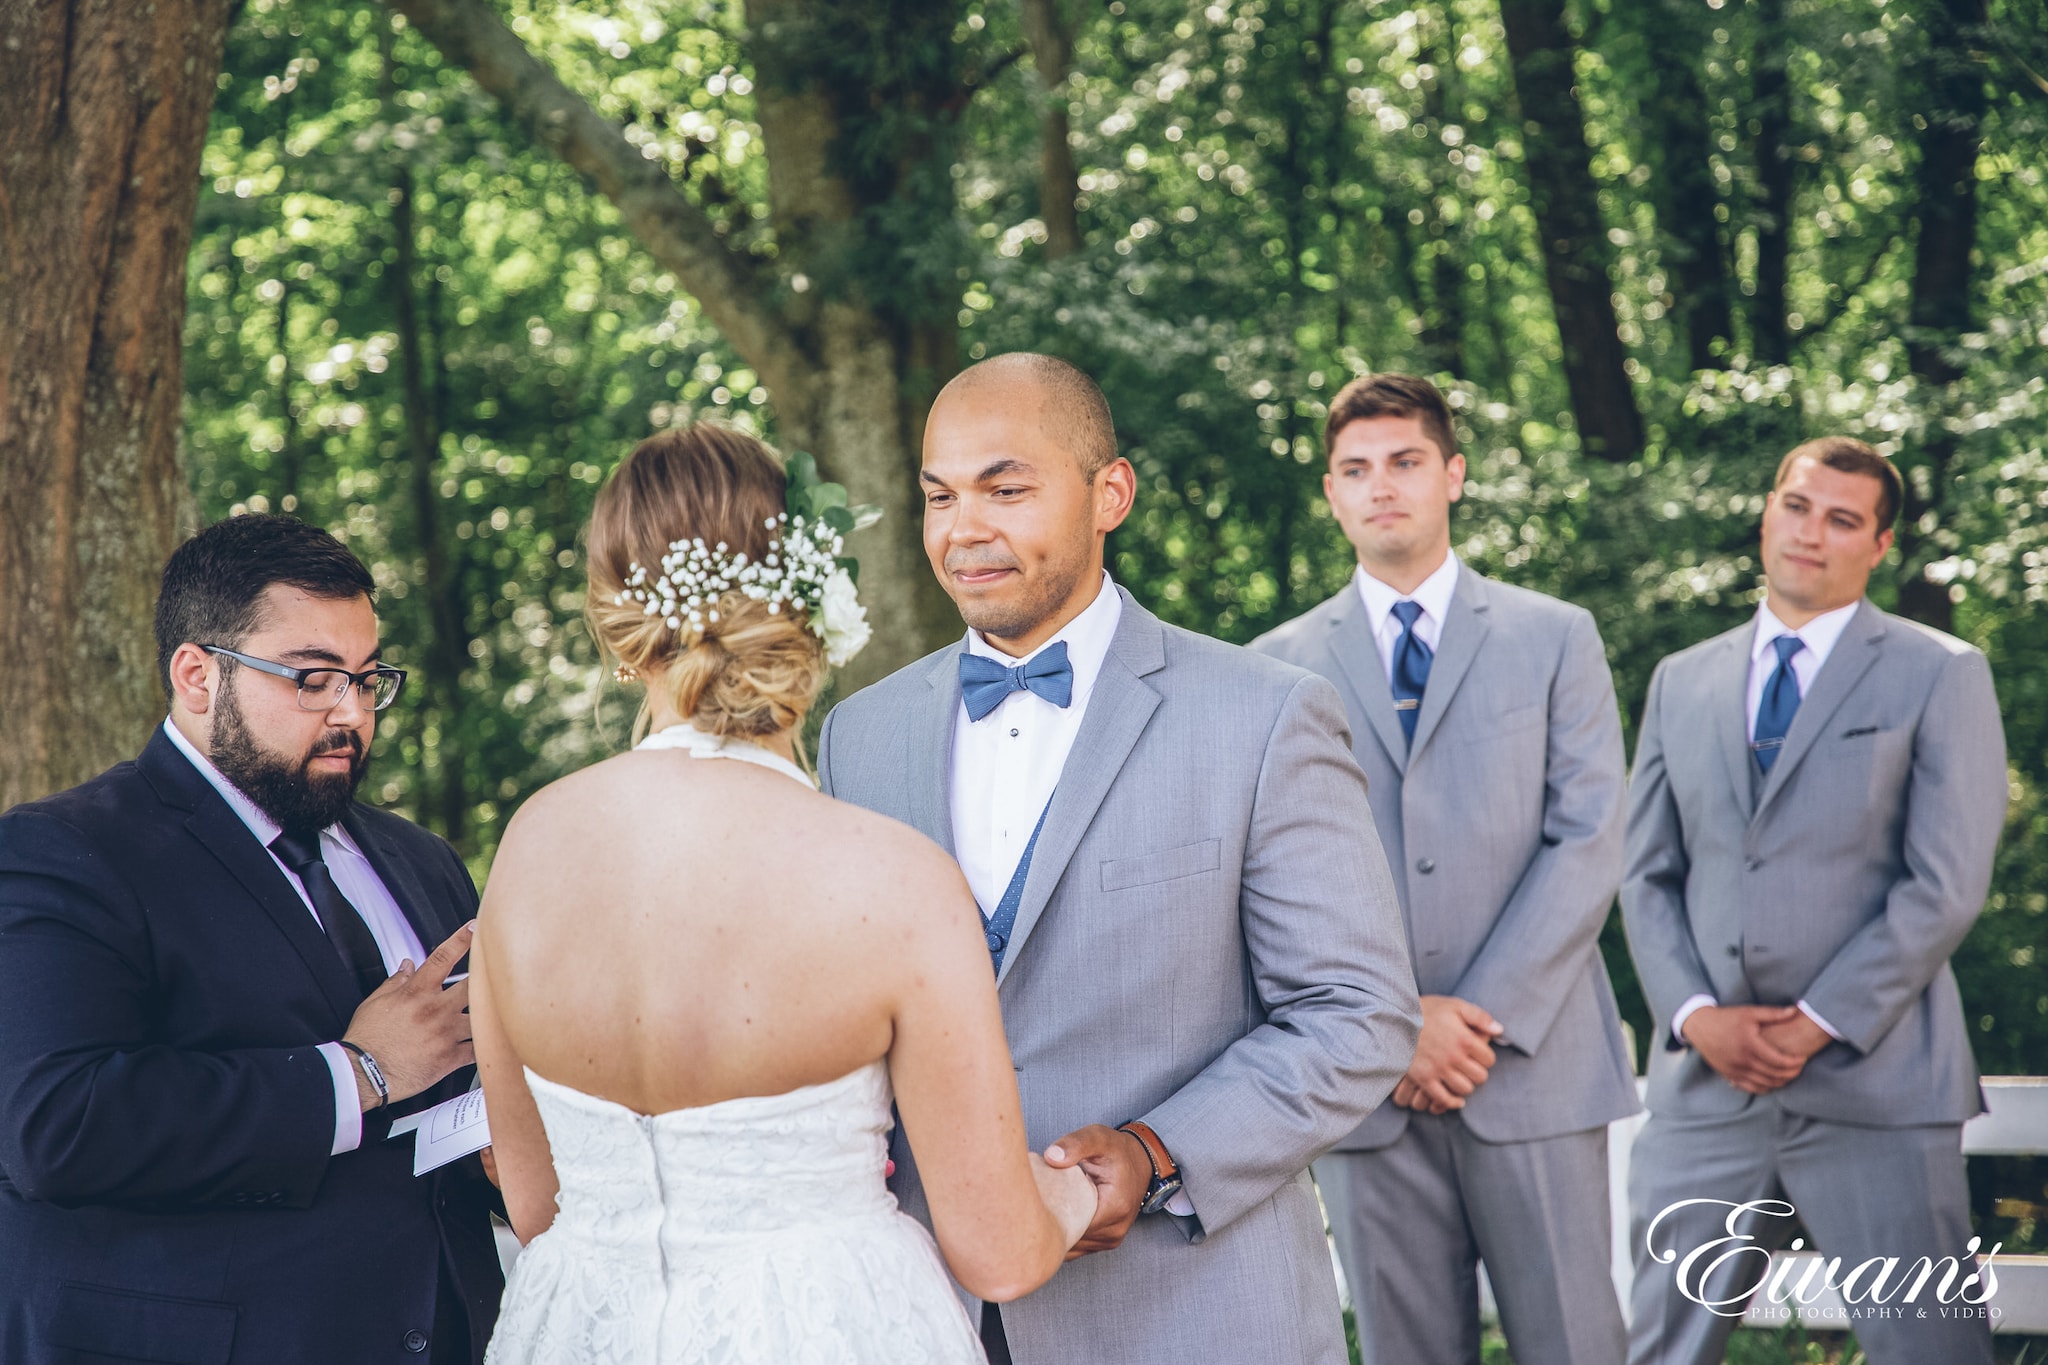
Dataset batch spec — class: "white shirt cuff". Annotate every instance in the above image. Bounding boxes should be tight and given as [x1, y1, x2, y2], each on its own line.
[1164, 1188, 1195, 1218]
[1672, 994, 1718, 1046]
[319, 1041, 363, 1156]
[1796, 999, 1845, 1042]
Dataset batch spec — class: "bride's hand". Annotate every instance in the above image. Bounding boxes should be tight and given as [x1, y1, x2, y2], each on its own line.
[1029, 1152, 1099, 1250]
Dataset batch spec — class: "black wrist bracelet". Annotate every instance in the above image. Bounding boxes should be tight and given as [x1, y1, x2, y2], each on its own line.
[337, 1040, 389, 1111]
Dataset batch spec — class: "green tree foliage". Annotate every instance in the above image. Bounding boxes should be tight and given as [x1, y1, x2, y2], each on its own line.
[185, 0, 2046, 1075]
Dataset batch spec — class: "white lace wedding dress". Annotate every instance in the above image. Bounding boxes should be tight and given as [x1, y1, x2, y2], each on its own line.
[486, 725, 985, 1365]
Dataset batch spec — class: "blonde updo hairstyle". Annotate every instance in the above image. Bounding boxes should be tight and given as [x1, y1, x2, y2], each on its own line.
[585, 425, 827, 742]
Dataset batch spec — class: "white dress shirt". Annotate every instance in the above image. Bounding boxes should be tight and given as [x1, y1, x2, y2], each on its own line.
[950, 572, 1122, 916]
[1671, 598, 1859, 1049]
[1353, 551, 1461, 680]
[163, 720, 426, 1154]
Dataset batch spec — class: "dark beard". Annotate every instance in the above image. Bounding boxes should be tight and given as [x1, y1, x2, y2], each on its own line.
[210, 676, 369, 838]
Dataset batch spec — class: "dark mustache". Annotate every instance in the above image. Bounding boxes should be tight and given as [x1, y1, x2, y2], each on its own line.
[309, 732, 363, 763]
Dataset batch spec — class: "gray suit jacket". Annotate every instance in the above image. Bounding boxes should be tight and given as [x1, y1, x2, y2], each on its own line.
[1252, 570, 1640, 1149]
[818, 588, 1419, 1365]
[1621, 599, 2006, 1127]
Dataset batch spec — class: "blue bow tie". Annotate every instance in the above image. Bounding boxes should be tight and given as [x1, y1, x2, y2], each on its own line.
[960, 641, 1074, 721]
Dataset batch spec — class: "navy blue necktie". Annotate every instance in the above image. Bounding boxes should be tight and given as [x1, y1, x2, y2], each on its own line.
[1752, 635, 1805, 773]
[960, 641, 1074, 722]
[1390, 600, 1433, 745]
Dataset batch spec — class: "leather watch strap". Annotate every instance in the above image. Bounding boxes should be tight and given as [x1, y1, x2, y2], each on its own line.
[1116, 1120, 1178, 1182]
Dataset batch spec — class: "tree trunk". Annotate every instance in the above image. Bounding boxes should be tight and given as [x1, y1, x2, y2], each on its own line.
[1749, 0, 1794, 366]
[0, 0, 229, 810]
[1021, 0, 1081, 259]
[384, 26, 472, 849]
[1628, 0, 1736, 370]
[1418, 18, 1467, 379]
[1895, 0, 1989, 633]
[384, 0, 964, 691]
[1498, 0, 1645, 461]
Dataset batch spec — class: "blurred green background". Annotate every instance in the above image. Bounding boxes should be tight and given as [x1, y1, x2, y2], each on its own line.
[184, 2, 2048, 1277]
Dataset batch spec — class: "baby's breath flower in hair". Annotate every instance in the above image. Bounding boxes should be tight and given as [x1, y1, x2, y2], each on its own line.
[614, 453, 879, 668]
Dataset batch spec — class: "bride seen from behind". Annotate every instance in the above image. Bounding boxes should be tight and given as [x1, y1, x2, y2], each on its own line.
[472, 425, 1095, 1363]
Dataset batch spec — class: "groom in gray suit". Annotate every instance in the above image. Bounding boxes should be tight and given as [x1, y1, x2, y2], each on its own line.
[818, 352, 1420, 1365]
[1621, 437, 2006, 1365]
[1253, 373, 1639, 1365]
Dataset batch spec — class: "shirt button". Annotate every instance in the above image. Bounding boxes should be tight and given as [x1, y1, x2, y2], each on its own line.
[1416, 858, 1437, 874]
[1009, 728, 1020, 738]
[404, 1330, 428, 1353]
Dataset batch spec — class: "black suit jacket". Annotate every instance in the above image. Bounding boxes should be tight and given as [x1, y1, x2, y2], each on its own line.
[0, 728, 503, 1364]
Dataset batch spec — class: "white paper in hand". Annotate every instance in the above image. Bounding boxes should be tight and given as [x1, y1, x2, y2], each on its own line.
[387, 1089, 491, 1176]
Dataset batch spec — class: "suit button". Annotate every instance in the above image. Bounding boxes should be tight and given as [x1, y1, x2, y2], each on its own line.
[1726, 945, 1741, 958]
[405, 1330, 428, 1353]
[985, 929, 1005, 953]
[1745, 857, 1762, 871]
[1416, 858, 1436, 874]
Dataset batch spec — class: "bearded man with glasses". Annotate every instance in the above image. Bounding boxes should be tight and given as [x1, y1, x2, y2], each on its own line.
[0, 514, 503, 1365]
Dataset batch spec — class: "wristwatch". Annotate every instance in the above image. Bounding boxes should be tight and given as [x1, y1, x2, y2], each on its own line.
[1116, 1120, 1184, 1215]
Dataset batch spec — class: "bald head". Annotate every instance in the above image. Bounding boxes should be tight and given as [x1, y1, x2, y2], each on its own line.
[935, 352, 1118, 479]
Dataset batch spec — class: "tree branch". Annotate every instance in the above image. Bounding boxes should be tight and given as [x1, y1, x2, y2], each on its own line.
[966, 44, 1029, 95]
[381, 0, 796, 378]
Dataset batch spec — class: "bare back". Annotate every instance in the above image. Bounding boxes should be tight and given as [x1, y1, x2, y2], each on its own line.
[480, 741, 963, 1114]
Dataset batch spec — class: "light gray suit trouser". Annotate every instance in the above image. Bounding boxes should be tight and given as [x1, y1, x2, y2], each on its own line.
[1318, 1119, 1622, 1365]
[1626, 1103, 1987, 1365]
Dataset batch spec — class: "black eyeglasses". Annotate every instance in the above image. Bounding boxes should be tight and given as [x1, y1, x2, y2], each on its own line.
[202, 645, 408, 712]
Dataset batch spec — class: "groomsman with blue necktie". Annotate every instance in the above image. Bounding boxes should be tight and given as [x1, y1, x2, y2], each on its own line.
[1621, 437, 2007, 1365]
[1254, 373, 1639, 1365]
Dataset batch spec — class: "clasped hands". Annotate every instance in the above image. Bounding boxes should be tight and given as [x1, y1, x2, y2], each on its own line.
[1040, 1123, 1158, 1261]
[1391, 995, 1504, 1114]
[1681, 1004, 1832, 1094]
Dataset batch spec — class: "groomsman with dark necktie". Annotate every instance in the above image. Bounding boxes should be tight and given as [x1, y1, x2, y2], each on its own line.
[1254, 373, 1639, 1365]
[0, 515, 502, 1364]
[1620, 437, 2006, 1365]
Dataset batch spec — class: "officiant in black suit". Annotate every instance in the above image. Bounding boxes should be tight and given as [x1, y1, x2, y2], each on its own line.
[0, 515, 502, 1364]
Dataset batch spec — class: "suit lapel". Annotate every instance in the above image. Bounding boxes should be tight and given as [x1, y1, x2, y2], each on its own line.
[341, 807, 452, 952]
[1407, 570, 1491, 762]
[1713, 627, 1759, 819]
[1753, 600, 1887, 820]
[997, 592, 1165, 987]
[137, 732, 363, 1027]
[912, 646, 965, 856]
[1325, 592, 1408, 772]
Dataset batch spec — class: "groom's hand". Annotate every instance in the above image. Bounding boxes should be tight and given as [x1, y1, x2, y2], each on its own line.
[1044, 1124, 1151, 1260]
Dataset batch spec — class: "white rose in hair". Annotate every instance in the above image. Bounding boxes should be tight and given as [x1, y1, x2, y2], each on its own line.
[818, 568, 871, 667]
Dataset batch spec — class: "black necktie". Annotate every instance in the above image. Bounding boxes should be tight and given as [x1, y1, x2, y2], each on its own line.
[269, 830, 388, 1001]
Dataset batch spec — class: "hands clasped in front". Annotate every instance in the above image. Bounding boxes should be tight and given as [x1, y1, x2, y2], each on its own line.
[1391, 994, 1503, 1114]
[1682, 1003, 1831, 1094]
[340, 922, 478, 1111]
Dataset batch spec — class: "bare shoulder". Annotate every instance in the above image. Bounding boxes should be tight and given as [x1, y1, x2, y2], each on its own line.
[814, 796, 973, 910]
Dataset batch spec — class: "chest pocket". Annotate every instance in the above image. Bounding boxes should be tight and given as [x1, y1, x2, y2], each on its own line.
[1460, 701, 1544, 746]
[1101, 838, 1222, 892]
